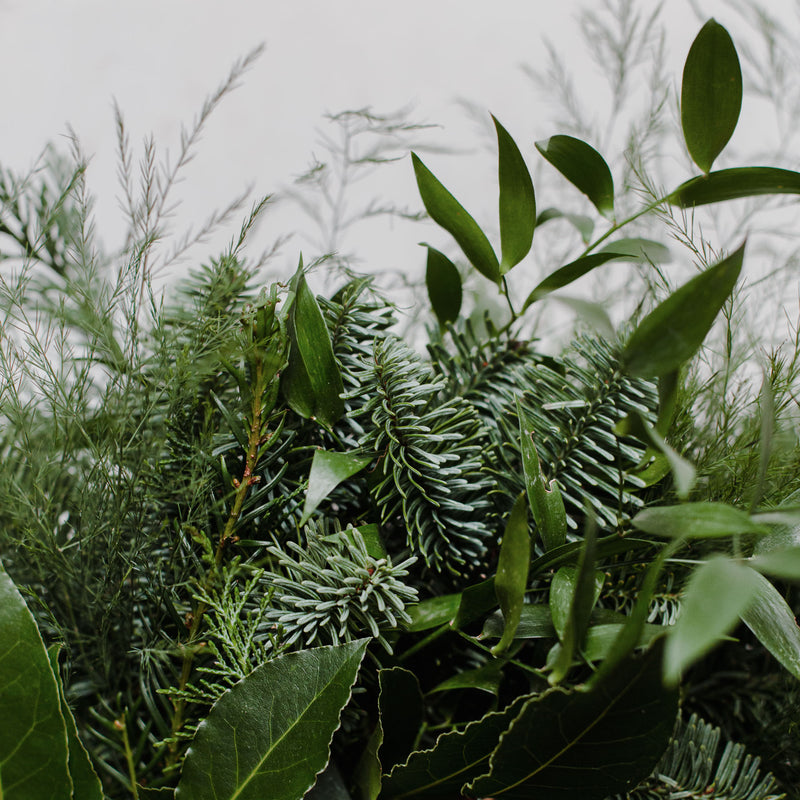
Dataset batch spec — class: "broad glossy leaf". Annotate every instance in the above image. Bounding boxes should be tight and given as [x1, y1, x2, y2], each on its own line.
[669, 167, 800, 207]
[740, 568, 800, 680]
[492, 493, 530, 655]
[381, 694, 530, 799]
[467, 643, 678, 799]
[597, 237, 671, 264]
[494, 115, 535, 271]
[632, 502, 768, 539]
[536, 207, 594, 242]
[681, 19, 742, 173]
[47, 648, 103, 800]
[282, 262, 345, 429]
[177, 640, 368, 800]
[405, 593, 460, 632]
[412, 153, 500, 283]
[519, 403, 567, 550]
[536, 135, 615, 218]
[664, 556, 759, 686]
[481, 604, 556, 640]
[301, 449, 372, 525]
[0, 563, 72, 800]
[428, 661, 504, 696]
[623, 244, 745, 377]
[522, 253, 626, 311]
[424, 245, 462, 325]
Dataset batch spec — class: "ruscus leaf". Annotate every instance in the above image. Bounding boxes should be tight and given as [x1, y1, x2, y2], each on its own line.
[623, 243, 744, 377]
[596, 237, 671, 264]
[494, 115, 536, 272]
[424, 244, 462, 325]
[632, 502, 768, 539]
[681, 19, 742, 173]
[176, 639, 368, 800]
[669, 166, 800, 207]
[536, 134, 615, 218]
[301, 449, 372, 525]
[412, 152, 500, 283]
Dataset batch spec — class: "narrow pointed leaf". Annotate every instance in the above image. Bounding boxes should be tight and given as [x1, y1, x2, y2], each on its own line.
[412, 153, 500, 282]
[301, 449, 372, 525]
[405, 593, 461, 632]
[522, 252, 626, 311]
[536, 135, 615, 218]
[467, 643, 678, 799]
[632, 502, 768, 539]
[549, 567, 605, 642]
[177, 640, 368, 800]
[494, 115, 535, 272]
[481, 604, 556, 640]
[492, 493, 531, 655]
[0, 563, 72, 800]
[381, 694, 530, 799]
[424, 245, 462, 325]
[536, 207, 594, 242]
[664, 556, 759, 686]
[740, 569, 800, 679]
[453, 576, 497, 629]
[428, 661, 504, 696]
[749, 549, 800, 580]
[597, 237, 671, 264]
[282, 262, 345, 429]
[681, 19, 742, 173]
[623, 243, 744, 377]
[669, 166, 800, 207]
[547, 622, 665, 668]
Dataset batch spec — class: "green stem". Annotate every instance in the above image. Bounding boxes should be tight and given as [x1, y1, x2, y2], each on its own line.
[455, 630, 548, 680]
[116, 711, 139, 800]
[501, 275, 518, 322]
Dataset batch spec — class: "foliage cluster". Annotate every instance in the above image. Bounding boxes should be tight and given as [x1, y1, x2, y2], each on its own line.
[2, 11, 800, 800]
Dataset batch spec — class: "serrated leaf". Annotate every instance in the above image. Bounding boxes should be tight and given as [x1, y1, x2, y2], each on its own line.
[623, 243, 744, 377]
[597, 237, 671, 264]
[669, 166, 800, 207]
[412, 153, 500, 283]
[522, 253, 627, 312]
[494, 115, 535, 272]
[301, 449, 372, 525]
[282, 261, 345, 429]
[664, 556, 759, 686]
[47, 647, 103, 800]
[177, 640, 368, 800]
[536, 135, 615, 218]
[492, 493, 531, 655]
[381, 694, 530, 799]
[632, 502, 768, 539]
[0, 563, 72, 800]
[467, 643, 678, 799]
[740, 568, 800, 680]
[424, 245, 462, 325]
[405, 593, 461, 632]
[681, 19, 742, 173]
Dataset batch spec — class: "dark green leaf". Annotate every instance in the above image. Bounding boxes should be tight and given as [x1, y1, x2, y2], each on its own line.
[664, 556, 759, 686]
[536, 207, 594, 242]
[177, 640, 368, 800]
[547, 622, 664, 668]
[522, 253, 626, 311]
[492, 493, 531, 655]
[669, 167, 800, 207]
[378, 668, 424, 773]
[597, 237, 671, 264]
[494, 115, 536, 272]
[740, 568, 800, 680]
[306, 761, 353, 800]
[623, 243, 744, 377]
[549, 567, 605, 642]
[282, 261, 345, 429]
[749, 549, 800, 581]
[453, 577, 497, 629]
[481, 604, 556, 640]
[519, 403, 567, 549]
[681, 19, 742, 173]
[467, 643, 678, 800]
[530, 536, 656, 577]
[632, 502, 768, 539]
[428, 661, 504, 696]
[0, 563, 72, 800]
[381, 694, 529, 799]
[301, 449, 372, 525]
[536, 135, 615, 218]
[424, 245, 462, 325]
[405, 593, 460, 632]
[412, 153, 500, 283]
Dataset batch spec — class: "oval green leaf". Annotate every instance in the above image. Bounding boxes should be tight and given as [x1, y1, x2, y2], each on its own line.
[536, 135, 615, 218]
[597, 237, 671, 264]
[423, 245, 462, 326]
[282, 261, 345, 430]
[549, 567, 605, 642]
[536, 207, 594, 242]
[623, 243, 744, 377]
[681, 19, 742, 173]
[176, 639, 368, 800]
[669, 166, 800, 207]
[301, 449, 372, 525]
[480, 604, 556, 640]
[0, 563, 72, 800]
[664, 556, 759, 686]
[740, 568, 800, 680]
[632, 501, 768, 539]
[411, 153, 500, 283]
[494, 115, 535, 272]
[405, 593, 461, 632]
[428, 661, 504, 696]
[491, 493, 531, 655]
[750, 549, 800, 581]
